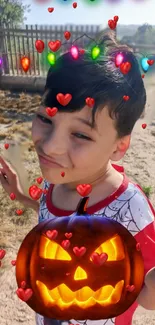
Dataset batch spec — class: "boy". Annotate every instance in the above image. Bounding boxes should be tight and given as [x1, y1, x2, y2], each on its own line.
[0, 32, 155, 325]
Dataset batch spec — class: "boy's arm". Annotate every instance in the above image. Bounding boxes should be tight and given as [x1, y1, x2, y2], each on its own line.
[18, 193, 40, 213]
[135, 218, 155, 310]
[137, 267, 155, 309]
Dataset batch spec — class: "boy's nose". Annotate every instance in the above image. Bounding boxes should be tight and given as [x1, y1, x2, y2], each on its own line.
[42, 132, 67, 156]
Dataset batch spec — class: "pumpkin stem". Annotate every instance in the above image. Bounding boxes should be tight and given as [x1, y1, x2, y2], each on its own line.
[76, 197, 89, 215]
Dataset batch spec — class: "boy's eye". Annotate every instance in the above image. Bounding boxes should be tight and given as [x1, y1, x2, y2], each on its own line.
[73, 133, 92, 141]
[36, 114, 52, 125]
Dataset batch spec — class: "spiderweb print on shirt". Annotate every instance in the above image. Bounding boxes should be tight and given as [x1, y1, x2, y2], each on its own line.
[38, 179, 147, 236]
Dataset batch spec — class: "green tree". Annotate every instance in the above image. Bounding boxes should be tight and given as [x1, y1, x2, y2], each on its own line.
[0, 0, 31, 26]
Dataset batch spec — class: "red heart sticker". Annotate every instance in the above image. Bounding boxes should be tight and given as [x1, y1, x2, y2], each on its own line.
[48, 7, 54, 13]
[46, 107, 58, 117]
[29, 185, 42, 200]
[108, 19, 117, 30]
[113, 15, 119, 23]
[120, 62, 132, 74]
[142, 74, 145, 78]
[61, 240, 70, 249]
[126, 285, 135, 292]
[91, 252, 108, 266]
[64, 31, 71, 40]
[73, 246, 86, 257]
[85, 97, 95, 108]
[0, 249, 6, 260]
[79, 49, 85, 55]
[43, 189, 48, 195]
[73, 2, 77, 8]
[36, 177, 43, 184]
[65, 232, 72, 239]
[136, 243, 141, 251]
[56, 93, 72, 106]
[48, 40, 61, 52]
[123, 95, 130, 101]
[46, 229, 58, 240]
[35, 40, 45, 54]
[16, 209, 23, 216]
[11, 260, 16, 266]
[4, 143, 9, 149]
[61, 171, 65, 177]
[142, 123, 147, 129]
[10, 192, 16, 200]
[147, 59, 154, 66]
[16, 288, 33, 302]
[21, 281, 27, 289]
[76, 184, 92, 197]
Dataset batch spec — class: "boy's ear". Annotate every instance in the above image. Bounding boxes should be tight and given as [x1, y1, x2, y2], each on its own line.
[110, 135, 131, 161]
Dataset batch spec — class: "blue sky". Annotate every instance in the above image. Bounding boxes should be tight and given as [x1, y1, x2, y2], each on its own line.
[25, 0, 155, 26]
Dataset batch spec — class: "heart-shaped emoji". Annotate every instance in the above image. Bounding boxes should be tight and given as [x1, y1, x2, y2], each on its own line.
[64, 31, 71, 40]
[115, 53, 124, 68]
[35, 40, 45, 53]
[46, 229, 58, 240]
[48, 7, 54, 13]
[11, 260, 16, 266]
[113, 15, 119, 23]
[46, 107, 58, 117]
[136, 243, 141, 251]
[142, 74, 145, 78]
[61, 171, 65, 177]
[126, 285, 135, 292]
[147, 59, 154, 66]
[91, 252, 108, 266]
[10, 193, 16, 200]
[142, 123, 147, 129]
[21, 281, 27, 289]
[79, 49, 85, 55]
[123, 95, 130, 101]
[120, 62, 132, 74]
[16, 209, 23, 216]
[85, 97, 95, 108]
[108, 19, 117, 30]
[73, 2, 77, 8]
[141, 57, 149, 73]
[61, 240, 70, 249]
[48, 40, 61, 52]
[56, 93, 72, 106]
[16, 288, 33, 302]
[29, 185, 42, 200]
[73, 246, 87, 257]
[65, 232, 72, 239]
[76, 183, 92, 197]
[4, 143, 9, 149]
[36, 177, 43, 184]
[0, 249, 6, 260]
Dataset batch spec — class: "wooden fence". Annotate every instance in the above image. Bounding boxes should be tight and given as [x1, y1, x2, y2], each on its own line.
[0, 24, 103, 76]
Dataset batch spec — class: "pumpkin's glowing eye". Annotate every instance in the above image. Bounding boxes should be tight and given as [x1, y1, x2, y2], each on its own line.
[90, 235, 125, 261]
[39, 236, 71, 261]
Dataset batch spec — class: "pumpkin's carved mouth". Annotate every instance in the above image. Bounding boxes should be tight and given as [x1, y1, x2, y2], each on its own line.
[36, 280, 124, 308]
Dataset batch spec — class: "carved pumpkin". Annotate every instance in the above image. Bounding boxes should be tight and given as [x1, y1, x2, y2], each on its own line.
[16, 197, 144, 320]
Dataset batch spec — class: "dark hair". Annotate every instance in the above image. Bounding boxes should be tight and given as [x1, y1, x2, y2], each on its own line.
[42, 31, 146, 137]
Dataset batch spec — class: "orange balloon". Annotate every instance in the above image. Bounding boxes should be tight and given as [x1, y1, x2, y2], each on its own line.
[21, 57, 30, 72]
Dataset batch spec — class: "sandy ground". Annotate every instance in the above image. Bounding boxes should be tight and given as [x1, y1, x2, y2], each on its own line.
[0, 76, 155, 325]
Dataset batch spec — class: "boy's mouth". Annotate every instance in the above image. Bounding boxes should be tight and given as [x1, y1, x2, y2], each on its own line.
[38, 154, 64, 168]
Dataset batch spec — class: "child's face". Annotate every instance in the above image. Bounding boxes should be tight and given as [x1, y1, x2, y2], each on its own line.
[32, 104, 130, 185]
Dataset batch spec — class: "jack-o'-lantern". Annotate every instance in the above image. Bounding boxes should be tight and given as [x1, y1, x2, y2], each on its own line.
[16, 197, 144, 320]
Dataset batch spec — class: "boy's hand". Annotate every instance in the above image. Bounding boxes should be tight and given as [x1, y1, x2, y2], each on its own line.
[144, 266, 155, 290]
[137, 266, 155, 309]
[0, 155, 25, 201]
